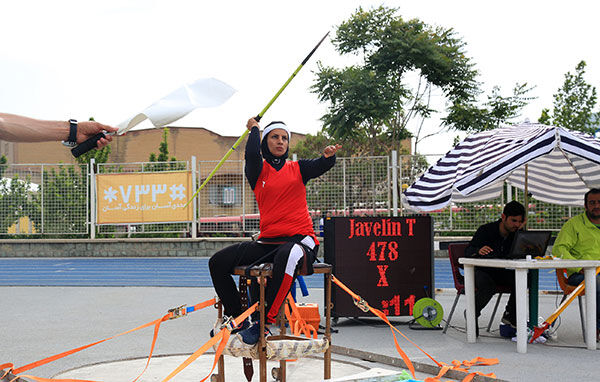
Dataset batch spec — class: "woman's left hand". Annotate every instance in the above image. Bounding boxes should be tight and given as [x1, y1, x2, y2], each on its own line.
[323, 144, 342, 158]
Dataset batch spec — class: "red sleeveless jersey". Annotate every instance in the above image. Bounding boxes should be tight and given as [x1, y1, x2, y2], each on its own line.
[254, 161, 318, 244]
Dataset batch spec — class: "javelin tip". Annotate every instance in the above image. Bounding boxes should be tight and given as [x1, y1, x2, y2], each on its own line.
[301, 31, 330, 66]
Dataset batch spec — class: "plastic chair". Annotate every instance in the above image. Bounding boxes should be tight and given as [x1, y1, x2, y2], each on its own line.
[555, 268, 586, 340]
[442, 243, 510, 334]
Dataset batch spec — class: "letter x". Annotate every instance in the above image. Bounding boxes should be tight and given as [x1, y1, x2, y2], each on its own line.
[377, 265, 389, 287]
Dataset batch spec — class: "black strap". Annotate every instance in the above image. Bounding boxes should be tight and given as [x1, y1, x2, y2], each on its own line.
[243, 243, 281, 277]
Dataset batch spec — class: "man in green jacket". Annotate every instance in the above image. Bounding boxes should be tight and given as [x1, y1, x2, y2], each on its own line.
[552, 188, 600, 339]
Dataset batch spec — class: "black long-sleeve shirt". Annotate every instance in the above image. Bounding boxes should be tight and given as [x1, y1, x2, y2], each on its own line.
[244, 126, 336, 190]
[465, 219, 517, 259]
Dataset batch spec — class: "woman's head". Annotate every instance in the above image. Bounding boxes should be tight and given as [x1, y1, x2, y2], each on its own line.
[261, 121, 290, 159]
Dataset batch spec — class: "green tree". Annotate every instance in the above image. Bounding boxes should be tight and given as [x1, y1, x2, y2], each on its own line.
[147, 127, 183, 171]
[0, 155, 6, 178]
[41, 165, 87, 235]
[52, 116, 104, 236]
[446, 82, 536, 133]
[312, 6, 480, 154]
[0, 167, 40, 235]
[291, 131, 332, 159]
[538, 60, 599, 134]
[40, 117, 111, 237]
[291, 130, 404, 158]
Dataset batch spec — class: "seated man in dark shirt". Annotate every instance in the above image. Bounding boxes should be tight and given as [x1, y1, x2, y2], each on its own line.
[465, 200, 526, 330]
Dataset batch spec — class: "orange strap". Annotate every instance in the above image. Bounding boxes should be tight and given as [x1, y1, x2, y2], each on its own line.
[161, 302, 258, 382]
[424, 365, 451, 382]
[531, 266, 600, 343]
[2, 363, 98, 382]
[196, 304, 258, 382]
[130, 298, 217, 382]
[460, 357, 498, 368]
[11, 376, 99, 382]
[7, 298, 217, 380]
[284, 295, 317, 338]
[331, 276, 417, 378]
[428, 357, 498, 382]
[130, 312, 170, 382]
[331, 276, 499, 381]
[1, 364, 13, 378]
[11, 314, 168, 375]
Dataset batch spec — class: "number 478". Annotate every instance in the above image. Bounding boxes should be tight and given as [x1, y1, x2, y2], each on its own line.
[366, 241, 398, 261]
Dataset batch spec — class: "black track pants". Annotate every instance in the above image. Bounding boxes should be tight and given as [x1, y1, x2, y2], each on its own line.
[209, 240, 315, 323]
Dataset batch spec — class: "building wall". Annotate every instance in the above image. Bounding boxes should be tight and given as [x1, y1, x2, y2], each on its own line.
[0, 126, 412, 164]
[1, 126, 308, 164]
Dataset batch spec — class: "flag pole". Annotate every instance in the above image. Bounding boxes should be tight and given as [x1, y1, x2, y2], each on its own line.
[184, 32, 329, 207]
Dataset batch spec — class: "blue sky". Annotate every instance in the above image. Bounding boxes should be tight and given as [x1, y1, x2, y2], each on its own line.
[1, 0, 598, 157]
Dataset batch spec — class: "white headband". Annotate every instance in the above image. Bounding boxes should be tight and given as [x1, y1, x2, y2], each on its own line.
[262, 122, 291, 140]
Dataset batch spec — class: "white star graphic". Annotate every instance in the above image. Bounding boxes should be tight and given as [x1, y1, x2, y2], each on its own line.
[103, 187, 118, 203]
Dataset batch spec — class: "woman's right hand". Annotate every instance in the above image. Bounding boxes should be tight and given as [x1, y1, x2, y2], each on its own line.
[247, 117, 259, 131]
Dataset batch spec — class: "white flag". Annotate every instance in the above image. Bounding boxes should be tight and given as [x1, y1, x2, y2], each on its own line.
[117, 77, 236, 134]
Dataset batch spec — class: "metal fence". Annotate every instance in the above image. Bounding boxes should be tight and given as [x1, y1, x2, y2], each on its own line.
[196, 156, 391, 235]
[0, 163, 88, 236]
[0, 154, 585, 238]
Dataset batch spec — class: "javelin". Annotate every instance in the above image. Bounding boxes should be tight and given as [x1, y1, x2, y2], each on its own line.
[530, 266, 600, 343]
[184, 31, 330, 207]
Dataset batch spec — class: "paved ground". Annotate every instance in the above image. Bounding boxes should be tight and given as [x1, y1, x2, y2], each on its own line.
[1, 285, 597, 382]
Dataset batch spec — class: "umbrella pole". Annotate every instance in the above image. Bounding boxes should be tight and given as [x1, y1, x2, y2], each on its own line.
[523, 163, 540, 328]
[524, 164, 528, 230]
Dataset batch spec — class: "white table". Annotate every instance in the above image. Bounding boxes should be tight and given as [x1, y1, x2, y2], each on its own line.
[459, 258, 600, 353]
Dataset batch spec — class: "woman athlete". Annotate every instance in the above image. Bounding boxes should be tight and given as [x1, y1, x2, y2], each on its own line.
[209, 117, 341, 345]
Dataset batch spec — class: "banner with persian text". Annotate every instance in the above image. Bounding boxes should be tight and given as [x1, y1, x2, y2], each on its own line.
[96, 171, 193, 224]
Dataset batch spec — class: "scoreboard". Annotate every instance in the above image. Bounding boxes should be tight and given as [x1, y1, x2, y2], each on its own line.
[323, 216, 433, 318]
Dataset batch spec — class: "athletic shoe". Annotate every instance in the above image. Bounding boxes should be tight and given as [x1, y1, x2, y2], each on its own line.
[209, 316, 250, 337]
[237, 322, 271, 345]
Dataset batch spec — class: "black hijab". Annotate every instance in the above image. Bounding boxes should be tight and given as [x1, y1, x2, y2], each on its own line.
[260, 121, 289, 171]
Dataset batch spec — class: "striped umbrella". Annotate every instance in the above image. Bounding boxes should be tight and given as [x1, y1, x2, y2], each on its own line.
[404, 122, 600, 211]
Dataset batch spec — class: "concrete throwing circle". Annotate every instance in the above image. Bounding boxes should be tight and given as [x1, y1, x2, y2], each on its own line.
[53, 353, 372, 381]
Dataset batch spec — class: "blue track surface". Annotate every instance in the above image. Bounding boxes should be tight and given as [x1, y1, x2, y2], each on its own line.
[0, 257, 560, 290]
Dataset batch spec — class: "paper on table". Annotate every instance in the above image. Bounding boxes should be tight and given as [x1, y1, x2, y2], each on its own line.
[116, 77, 236, 135]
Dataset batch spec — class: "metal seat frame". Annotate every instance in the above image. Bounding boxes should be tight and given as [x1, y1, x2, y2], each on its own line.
[213, 262, 332, 382]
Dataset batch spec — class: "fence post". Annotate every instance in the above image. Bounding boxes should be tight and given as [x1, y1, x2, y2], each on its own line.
[371, 159, 376, 215]
[391, 151, 398, 217]
[41, 164, 45, 234]
[449, 199, 453, 230]
[90, 158, 96, 239]
[191, 156, 197, 239]
[399, 155, 404, 216]
[241, 160, 245, 233]
[343, 158, 347, 216]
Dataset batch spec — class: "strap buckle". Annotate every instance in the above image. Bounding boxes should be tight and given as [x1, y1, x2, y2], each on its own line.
[168, 304, 187, 319]
[354, 297, 370, 312]
[219, 315, 238, 332]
